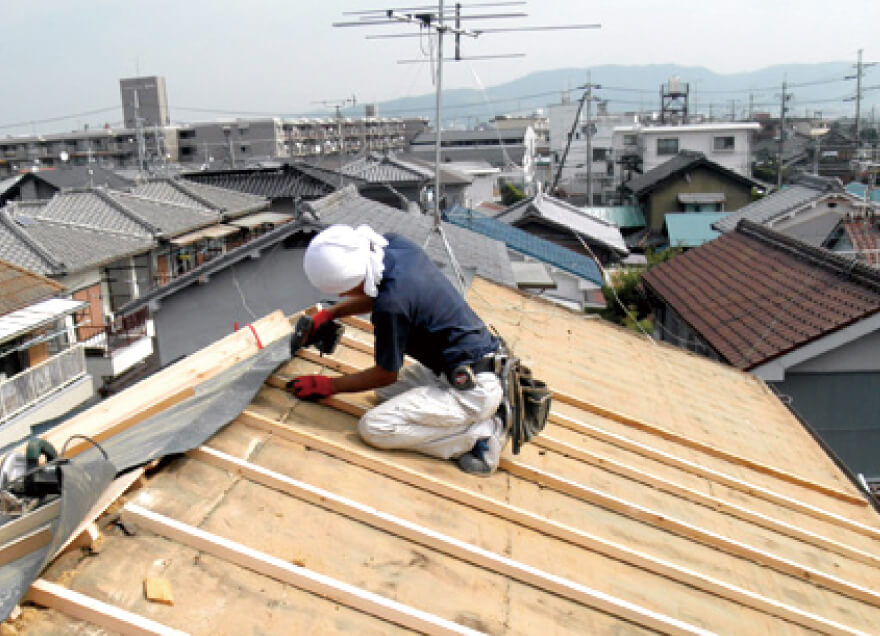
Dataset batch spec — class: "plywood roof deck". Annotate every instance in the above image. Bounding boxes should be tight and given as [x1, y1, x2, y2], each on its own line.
[10, 277, 880, 635]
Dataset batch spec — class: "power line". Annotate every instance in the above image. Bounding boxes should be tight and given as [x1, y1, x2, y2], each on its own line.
[0, 106, 119, 131]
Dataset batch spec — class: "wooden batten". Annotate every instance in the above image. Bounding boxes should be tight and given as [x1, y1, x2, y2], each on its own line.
[122, 503, 490, 636]
[27, 579, 186, 636]
[551, 389, 867, 507]
[0, 525, 53, 568]
[186, 446, 713, 636]
[532, 434, 880, 569]
[238, 409, 866, 635]
[550, 410, 880, 541]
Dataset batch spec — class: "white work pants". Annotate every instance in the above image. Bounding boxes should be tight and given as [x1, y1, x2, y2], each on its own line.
[358, 362, 503, 460]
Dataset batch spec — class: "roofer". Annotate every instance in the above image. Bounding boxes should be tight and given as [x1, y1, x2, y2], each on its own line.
[288, 224, 508, 476]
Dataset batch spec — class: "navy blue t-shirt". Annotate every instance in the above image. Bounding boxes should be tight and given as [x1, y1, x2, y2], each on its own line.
[372, 233, 499, 375]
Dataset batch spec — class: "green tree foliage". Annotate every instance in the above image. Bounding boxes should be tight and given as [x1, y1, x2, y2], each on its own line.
[595, 247, 683, 333]
[500, 182, 526, 206]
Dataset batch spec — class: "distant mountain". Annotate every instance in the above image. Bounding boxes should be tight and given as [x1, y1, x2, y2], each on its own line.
[360, 63, 879, 126]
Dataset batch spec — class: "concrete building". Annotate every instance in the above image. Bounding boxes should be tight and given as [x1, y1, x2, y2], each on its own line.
[119, 76, 170, 129]
[612, 121, 761, 180]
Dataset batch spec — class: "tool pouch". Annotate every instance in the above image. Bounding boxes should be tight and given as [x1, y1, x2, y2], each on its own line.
[499, 356, 552, 455]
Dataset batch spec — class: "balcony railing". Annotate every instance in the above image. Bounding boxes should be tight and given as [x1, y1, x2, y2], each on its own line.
[79, 307, 149, 357]
[0, 344, 87, 423]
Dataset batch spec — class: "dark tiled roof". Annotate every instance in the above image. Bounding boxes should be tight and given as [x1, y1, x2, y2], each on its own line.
[0, 258, 63, 315]
[444, 205, 603, 285]
[642, 220, 880, 369]
[624, 150, 761, 196]
[24, 165, 134, 191]
[304, 187, 516, 288]
[182, 166, 335, 199]
[22, 220, 153, 272]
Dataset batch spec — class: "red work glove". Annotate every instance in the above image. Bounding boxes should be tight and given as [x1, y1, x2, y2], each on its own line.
[286, 374, 334, 400]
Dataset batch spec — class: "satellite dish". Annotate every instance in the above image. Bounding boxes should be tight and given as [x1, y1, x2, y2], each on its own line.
[59, 151, 69, 162]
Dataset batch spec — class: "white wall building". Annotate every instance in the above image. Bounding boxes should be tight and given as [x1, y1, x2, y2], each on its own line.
[612, 122, 761, 177]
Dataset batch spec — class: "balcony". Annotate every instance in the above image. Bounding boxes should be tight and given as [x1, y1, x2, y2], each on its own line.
[0, 344, 87, 425]
[80, 308, 153, 379]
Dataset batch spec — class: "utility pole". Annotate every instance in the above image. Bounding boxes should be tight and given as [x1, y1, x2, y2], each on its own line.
[132, 90, 146, 174]
[777, 80, 792, 188]
[748, 93, 754, 120]
[583, 74, 601, 207]
[856, 49, 864, 142]
[433, 0, 445, 227]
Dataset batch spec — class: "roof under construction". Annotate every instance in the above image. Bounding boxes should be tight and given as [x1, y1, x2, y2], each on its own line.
[2, 277, 880, 634]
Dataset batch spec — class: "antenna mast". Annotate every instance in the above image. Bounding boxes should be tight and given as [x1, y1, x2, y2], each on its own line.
[334, 3, 600, 293]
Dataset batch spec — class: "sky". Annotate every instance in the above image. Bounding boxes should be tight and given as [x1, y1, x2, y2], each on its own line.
[1, 0, 879, 135]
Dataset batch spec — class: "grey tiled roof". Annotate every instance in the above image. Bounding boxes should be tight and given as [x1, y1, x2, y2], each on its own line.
[21, 192, 152, 237]
[304, 187, 516, 288]
[341, 156, 427, 184]
[173, 179, 269, 216]
[130, 180, 205, 208]
[713, 186, 824, 233]
[22, 220, 153, 272]
[106, 191, 220, 237]
[0, 218, 54, 275]
[27, 165, 134, 191]
[495, 193, 629, 255]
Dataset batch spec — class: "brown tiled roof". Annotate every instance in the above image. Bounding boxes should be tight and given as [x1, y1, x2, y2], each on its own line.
[0, 258, 63, 315]
[642, 220, 880, 369]
[843, 217, 880, 268]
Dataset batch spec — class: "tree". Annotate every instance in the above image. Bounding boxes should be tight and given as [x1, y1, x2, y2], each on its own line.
[595, 247, 682, 333]
[500, 181, 526, 206]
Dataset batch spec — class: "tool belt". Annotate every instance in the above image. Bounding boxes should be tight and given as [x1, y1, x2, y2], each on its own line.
[449, 342, 552, 455]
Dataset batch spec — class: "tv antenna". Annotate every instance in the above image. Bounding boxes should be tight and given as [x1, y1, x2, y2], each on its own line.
[335, 2, 600, 294]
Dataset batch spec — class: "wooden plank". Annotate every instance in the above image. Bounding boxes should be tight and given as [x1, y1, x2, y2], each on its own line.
[185, 446, 715, 636]
[28, 310, 291, 462]
[144, 578, 174, 606]
[238, 410, 867, 635]
[552, 390, 867, 507]
[533, 434, 880, 569]
[550, 410, 880, 542]
[0, 525, 52, 567]
[0, 499, 60, 547]
[502, 458, 880, 608]
[26, 578, 187, 636]
[62, 391, 194, 459]
[122, 503, 491, 636]
[340, 315, 374, 333]
[59, 522, 100, 556]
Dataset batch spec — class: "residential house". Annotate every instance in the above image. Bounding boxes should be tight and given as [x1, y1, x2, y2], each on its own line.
[548, 102, 637, 205]
[182, 164, 336, 215]
[114, 185, 516, 366]
[622, 150, 763, 242]
[824, 215, 880, 268]
[0, 166, 133, 206]
[298, 153, 472, 212]
[643, 220, 880, 479]
[612, 121, 761, 181]
[408, 126, 537, 193]
[493, 192, 629, 266]
[0, 179, 269, 394]
[846, 180, 880, 204]
[0, 260, 92, 447]
[714, 173, 870, 247]
[580, 205, 646, 248]
[444, 204, 607, 310]
[6, 263, 880, 633]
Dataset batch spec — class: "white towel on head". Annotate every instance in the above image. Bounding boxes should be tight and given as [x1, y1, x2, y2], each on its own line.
[303, 224, 389, 297]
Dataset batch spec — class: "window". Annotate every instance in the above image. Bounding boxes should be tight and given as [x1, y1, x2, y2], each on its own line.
[713, 136, 735, 151]
[592, 148, 607, 161]
[623, 134, 638, 146]
[657, 138, 679, 155]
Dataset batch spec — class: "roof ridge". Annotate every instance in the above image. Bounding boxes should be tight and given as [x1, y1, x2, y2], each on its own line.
[163, 178, 223, 211]
[93, 188, 162, 235]
[112, 189, 212, 214]
[0, 206, 65, 273]
[303, 184, 360, 218]
[738, 220, 880, 293]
